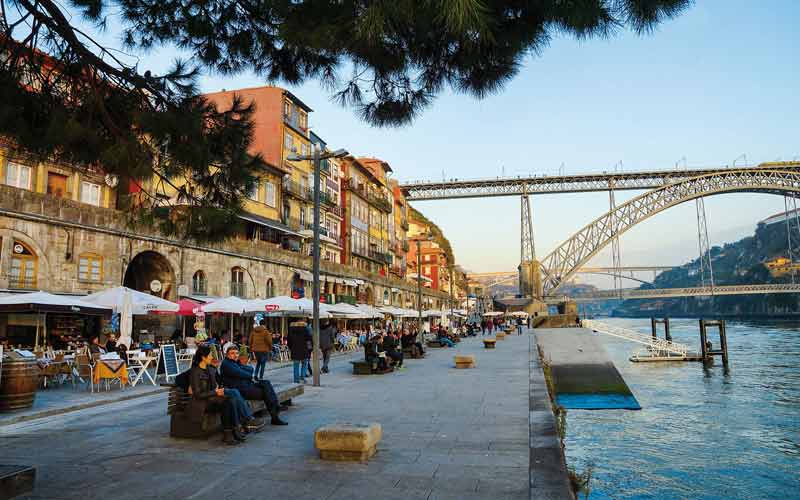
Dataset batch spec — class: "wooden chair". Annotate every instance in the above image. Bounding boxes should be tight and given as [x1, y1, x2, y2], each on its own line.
[73, 354, 95, 392]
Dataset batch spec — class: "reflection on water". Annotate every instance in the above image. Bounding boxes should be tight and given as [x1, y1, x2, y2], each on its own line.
[563, 318, 800, 500]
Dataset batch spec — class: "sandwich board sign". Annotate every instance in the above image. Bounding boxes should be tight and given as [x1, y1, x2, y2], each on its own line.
[160, 344, 179, 382]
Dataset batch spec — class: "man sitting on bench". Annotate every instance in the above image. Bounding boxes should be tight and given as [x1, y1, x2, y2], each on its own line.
[220, 345, 288, 426]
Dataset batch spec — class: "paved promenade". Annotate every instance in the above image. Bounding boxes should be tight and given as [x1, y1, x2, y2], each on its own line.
[1, 333, 531, 500]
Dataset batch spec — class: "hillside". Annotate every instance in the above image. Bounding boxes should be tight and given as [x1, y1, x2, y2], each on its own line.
[613, 218, 800, 317]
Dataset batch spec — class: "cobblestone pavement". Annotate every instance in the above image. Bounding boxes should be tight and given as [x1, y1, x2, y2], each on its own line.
[1, 333, 530, 500]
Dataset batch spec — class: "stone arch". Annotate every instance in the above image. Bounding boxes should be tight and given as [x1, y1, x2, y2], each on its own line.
[124, 250, 176, 300]
[541, 169, 800, 295]
[0, 227, 51, 290]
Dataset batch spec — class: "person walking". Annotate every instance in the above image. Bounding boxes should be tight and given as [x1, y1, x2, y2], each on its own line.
[319, 321, 337, 373]
[487, 319, 494, 336]
[480, 319, 487, 335]
[287, 320, 310, 383]
[516, 316, 523, 335]
[248, 318, 272, 380]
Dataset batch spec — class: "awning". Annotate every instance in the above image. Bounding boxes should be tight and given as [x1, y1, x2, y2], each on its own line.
[238, 212, 304, 237]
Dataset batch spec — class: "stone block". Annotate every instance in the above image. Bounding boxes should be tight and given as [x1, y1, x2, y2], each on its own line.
[454, 355, 475, 369]
[483, 339, 496, 349]
[496, 332, 506, 340]
[315, 423, 382, 461]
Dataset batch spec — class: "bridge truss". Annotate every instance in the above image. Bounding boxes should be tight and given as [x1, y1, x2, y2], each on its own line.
[539, 169, 800, 296]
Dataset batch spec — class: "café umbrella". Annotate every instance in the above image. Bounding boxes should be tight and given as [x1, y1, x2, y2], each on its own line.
[83, 286, 179, 315]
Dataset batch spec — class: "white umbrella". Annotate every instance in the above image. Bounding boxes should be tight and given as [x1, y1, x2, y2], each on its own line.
[245, 296, 302, 313]
[200, 296, 250, 314]
[355, 304, 384, 318]
[422, 309, 446, 317]
[327, 302, 366, 317]
[483, 311, 504, 317]
[118, 289, 133, 349]
[84, 286, 178, 315]
[509, 311, 529, 317]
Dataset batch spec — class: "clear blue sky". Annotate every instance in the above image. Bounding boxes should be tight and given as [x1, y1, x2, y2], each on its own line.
[95, 1, 800, 283]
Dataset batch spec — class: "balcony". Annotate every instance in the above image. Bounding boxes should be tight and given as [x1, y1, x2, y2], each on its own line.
[401, 240, 410, 252]
[366, 191, 393, 213]
[320, 191, 339, 208]
[327, 205, 345, 218]
[369, 249, 393, 265]
[283, 216, 302, 231]
[400, 218, 409, 230]
[230, 282, 247, 298]
[282, 179, 311, 201]
[336, 295, 357, 305]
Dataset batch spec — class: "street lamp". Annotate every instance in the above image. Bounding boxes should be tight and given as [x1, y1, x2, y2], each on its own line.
[287, 146, 348, 387]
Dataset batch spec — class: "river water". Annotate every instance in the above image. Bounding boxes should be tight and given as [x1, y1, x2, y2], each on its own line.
[563, 317, 800, 500]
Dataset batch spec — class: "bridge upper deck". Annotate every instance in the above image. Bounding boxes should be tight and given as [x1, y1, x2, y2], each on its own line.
[401, 162, 800, 200]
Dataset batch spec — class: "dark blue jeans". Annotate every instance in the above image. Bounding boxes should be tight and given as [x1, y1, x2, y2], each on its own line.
[254, 351, 270, 380]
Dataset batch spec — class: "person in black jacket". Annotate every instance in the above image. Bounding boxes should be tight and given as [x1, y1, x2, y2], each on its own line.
[319, 321, 337, 373]
[287, 320, 310, 383]
[190, 345, 244, 445]
[219, 346, 287, 426]
[382, 331, 404, 368]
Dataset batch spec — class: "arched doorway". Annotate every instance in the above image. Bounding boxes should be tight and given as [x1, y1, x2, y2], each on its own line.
[124, 251, 176, 300]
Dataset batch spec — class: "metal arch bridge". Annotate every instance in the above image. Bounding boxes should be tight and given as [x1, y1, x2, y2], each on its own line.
[400, 162, 800, 200]
[544, 284, 800, 304]
[468, 267, 673, 287]
[539, 169, 800, 296]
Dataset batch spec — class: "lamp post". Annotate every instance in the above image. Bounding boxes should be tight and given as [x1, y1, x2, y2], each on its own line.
[288, 145, 348, 387]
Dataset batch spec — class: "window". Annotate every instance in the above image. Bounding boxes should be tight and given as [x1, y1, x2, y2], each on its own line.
[284, 132, 294, 152]
[231, 267, 246, 298]
[266, 278, 275, 298]
[284, 100, 291, 117]
[192, 271, 207, 295]
[299, 111, 308, 129]
[248, 181, 260, 202]
[5, 162, 32, 190]
[9, 241, 37, 289]
[300, 143, 309, 156]
[78, 253, 103, 282]
[81, 181, 101, 206]
[299, 207, 306, 227]
[265, 182, 276, 207]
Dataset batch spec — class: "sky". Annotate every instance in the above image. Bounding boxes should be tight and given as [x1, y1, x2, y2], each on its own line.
[78, 1, 799, 287]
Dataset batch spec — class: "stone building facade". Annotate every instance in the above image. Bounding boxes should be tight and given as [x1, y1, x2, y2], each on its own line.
[0, 184, 450, 310]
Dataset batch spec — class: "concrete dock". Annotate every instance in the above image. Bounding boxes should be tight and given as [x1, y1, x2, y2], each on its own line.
[535, 328, 640, 410]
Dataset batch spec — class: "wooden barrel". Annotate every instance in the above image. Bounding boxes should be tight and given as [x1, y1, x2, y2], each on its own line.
[0, 358, 40, 412]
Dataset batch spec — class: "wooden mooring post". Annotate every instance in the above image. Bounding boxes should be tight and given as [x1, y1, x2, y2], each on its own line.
[698, 319, 729, 366]
[650, 317, 672, 342]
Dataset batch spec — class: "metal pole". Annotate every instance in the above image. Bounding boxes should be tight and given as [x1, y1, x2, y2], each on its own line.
[449, 266, 454, 328]
[417, 238, 423, 345]
[312, 145, 321, 387]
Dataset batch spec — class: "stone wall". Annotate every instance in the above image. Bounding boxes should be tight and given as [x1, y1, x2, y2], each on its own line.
[0, 184, 449, 308]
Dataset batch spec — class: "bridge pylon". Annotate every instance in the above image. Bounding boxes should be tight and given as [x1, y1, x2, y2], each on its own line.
[519, 189, 540, 298]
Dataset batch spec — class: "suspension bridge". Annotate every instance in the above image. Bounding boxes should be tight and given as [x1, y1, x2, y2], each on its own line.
[402, 161, 800, 304]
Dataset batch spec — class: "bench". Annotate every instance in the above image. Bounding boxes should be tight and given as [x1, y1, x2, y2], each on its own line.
[483, 339, 496, 349]
[350, 360, 394, 375]
[426, 340, 444, 348]
[167, 382, 304, 438]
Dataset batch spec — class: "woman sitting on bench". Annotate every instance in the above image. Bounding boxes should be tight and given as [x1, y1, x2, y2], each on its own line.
[190, 345, 249, 445]
[401, 330, 425, 357]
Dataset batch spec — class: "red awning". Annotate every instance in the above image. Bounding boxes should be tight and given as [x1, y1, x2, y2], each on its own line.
[152, 298, 202, 316]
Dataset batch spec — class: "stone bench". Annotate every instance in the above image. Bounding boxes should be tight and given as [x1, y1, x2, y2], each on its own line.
[426, 340, 444, 348]
[350, 360, 393, 375]
[0, 465, 35, 500]
[483, 339, 496, 349]
[402, 346, 424, 359]
[496, 332, 506, 340]
[167, 382, 303, 438]
[454, 355, 476, 369]
[315, 423, 382, 461]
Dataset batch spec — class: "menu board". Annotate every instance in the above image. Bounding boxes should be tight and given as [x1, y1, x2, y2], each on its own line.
[160, 344, 179, 381]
